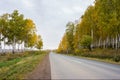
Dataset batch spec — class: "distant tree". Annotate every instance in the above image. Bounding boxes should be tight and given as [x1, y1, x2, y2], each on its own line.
[57, 34, 68, 53]
[36, 35, 43, 50]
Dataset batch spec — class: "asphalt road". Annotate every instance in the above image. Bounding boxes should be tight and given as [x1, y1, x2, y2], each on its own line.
[49, 52, 120, 79]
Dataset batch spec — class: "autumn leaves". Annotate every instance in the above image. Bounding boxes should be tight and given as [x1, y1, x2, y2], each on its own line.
[0, 10, 43, 53]
[58, 0, 120, 53]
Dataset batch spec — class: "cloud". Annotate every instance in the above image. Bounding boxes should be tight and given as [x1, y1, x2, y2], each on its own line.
[62, 7, 73, 14]
[0, 0, 95, 49]
[22, 0, 34, 8]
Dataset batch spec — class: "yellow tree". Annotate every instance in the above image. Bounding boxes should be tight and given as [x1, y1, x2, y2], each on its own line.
[36, 35, 43, 50]
[66, 22, 75, 53]
[57, 34, 68, 53]
[24, 19, 36, 48]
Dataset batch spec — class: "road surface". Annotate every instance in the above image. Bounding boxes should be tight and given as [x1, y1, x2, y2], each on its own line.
[50, 52, 120, 79]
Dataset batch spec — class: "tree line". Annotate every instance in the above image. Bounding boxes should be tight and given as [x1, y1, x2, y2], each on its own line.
[57, 0, 120, 53]
[0, 10, 43, 53]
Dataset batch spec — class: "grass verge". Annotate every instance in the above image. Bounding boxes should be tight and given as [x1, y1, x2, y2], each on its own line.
[58, 49, 120, 65]
[0, 51, 48, 79]
[65, 53, 120, 65]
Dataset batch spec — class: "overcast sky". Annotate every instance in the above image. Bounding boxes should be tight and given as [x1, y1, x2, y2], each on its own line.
[0, 0, 94, 49]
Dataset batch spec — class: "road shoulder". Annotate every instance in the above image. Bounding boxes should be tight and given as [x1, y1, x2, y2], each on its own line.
[25, 54, 51, 79]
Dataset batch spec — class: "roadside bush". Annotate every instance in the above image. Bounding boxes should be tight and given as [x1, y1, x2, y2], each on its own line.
[113, 55, 120, 62]
[74, 49, 82, 55]
[77, 49, 120, 62]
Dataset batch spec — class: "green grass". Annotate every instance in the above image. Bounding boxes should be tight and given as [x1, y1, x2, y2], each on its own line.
[0, 58, 22, 68]
[0, 51, 48, 79]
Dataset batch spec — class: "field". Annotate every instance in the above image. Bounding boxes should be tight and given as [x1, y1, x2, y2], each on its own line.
[0, 51, 48, 79]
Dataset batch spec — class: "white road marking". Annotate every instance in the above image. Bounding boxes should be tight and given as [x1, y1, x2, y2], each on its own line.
[60, 55, 83, 64]
[70, 59, 82, 64]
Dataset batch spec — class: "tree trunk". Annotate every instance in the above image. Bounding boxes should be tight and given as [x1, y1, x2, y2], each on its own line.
[12, 43, 15, 54]
[91, 29, 93, 50]
[23, 42, 25, 52]
[115, 35, 118, 50]
[3, 39, 6, 54]
[67, 49, 69, 54]
[118, 35, 120, 48]
[21, 43, 23, 52]
[106, 37, 109, 48]
[98, 38, 101, 48]
[18, 44, 20, 52]
[88, 46, 92, 51]
[103, 40, 106, 49]
[112, 38, 115, 49]
[0, 34, 1, 48]
[109, 37, 112, 48]
[0, 34, 1, 52]
[12, 36, 16, 54]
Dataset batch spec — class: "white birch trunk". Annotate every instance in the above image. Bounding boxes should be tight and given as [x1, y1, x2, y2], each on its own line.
[118, 35, 120, 48]
[2, 38, 6, 53]
[0, 34, 1, 50]
[91, 29, 93, 49]
[115, 35, 118, 50]
[98, 38, 101, 48]
[112, 38, 115, 49]
[12, 36, 16, 53]
[103, 40, 106, 49]
[106, 37, 109, 48]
